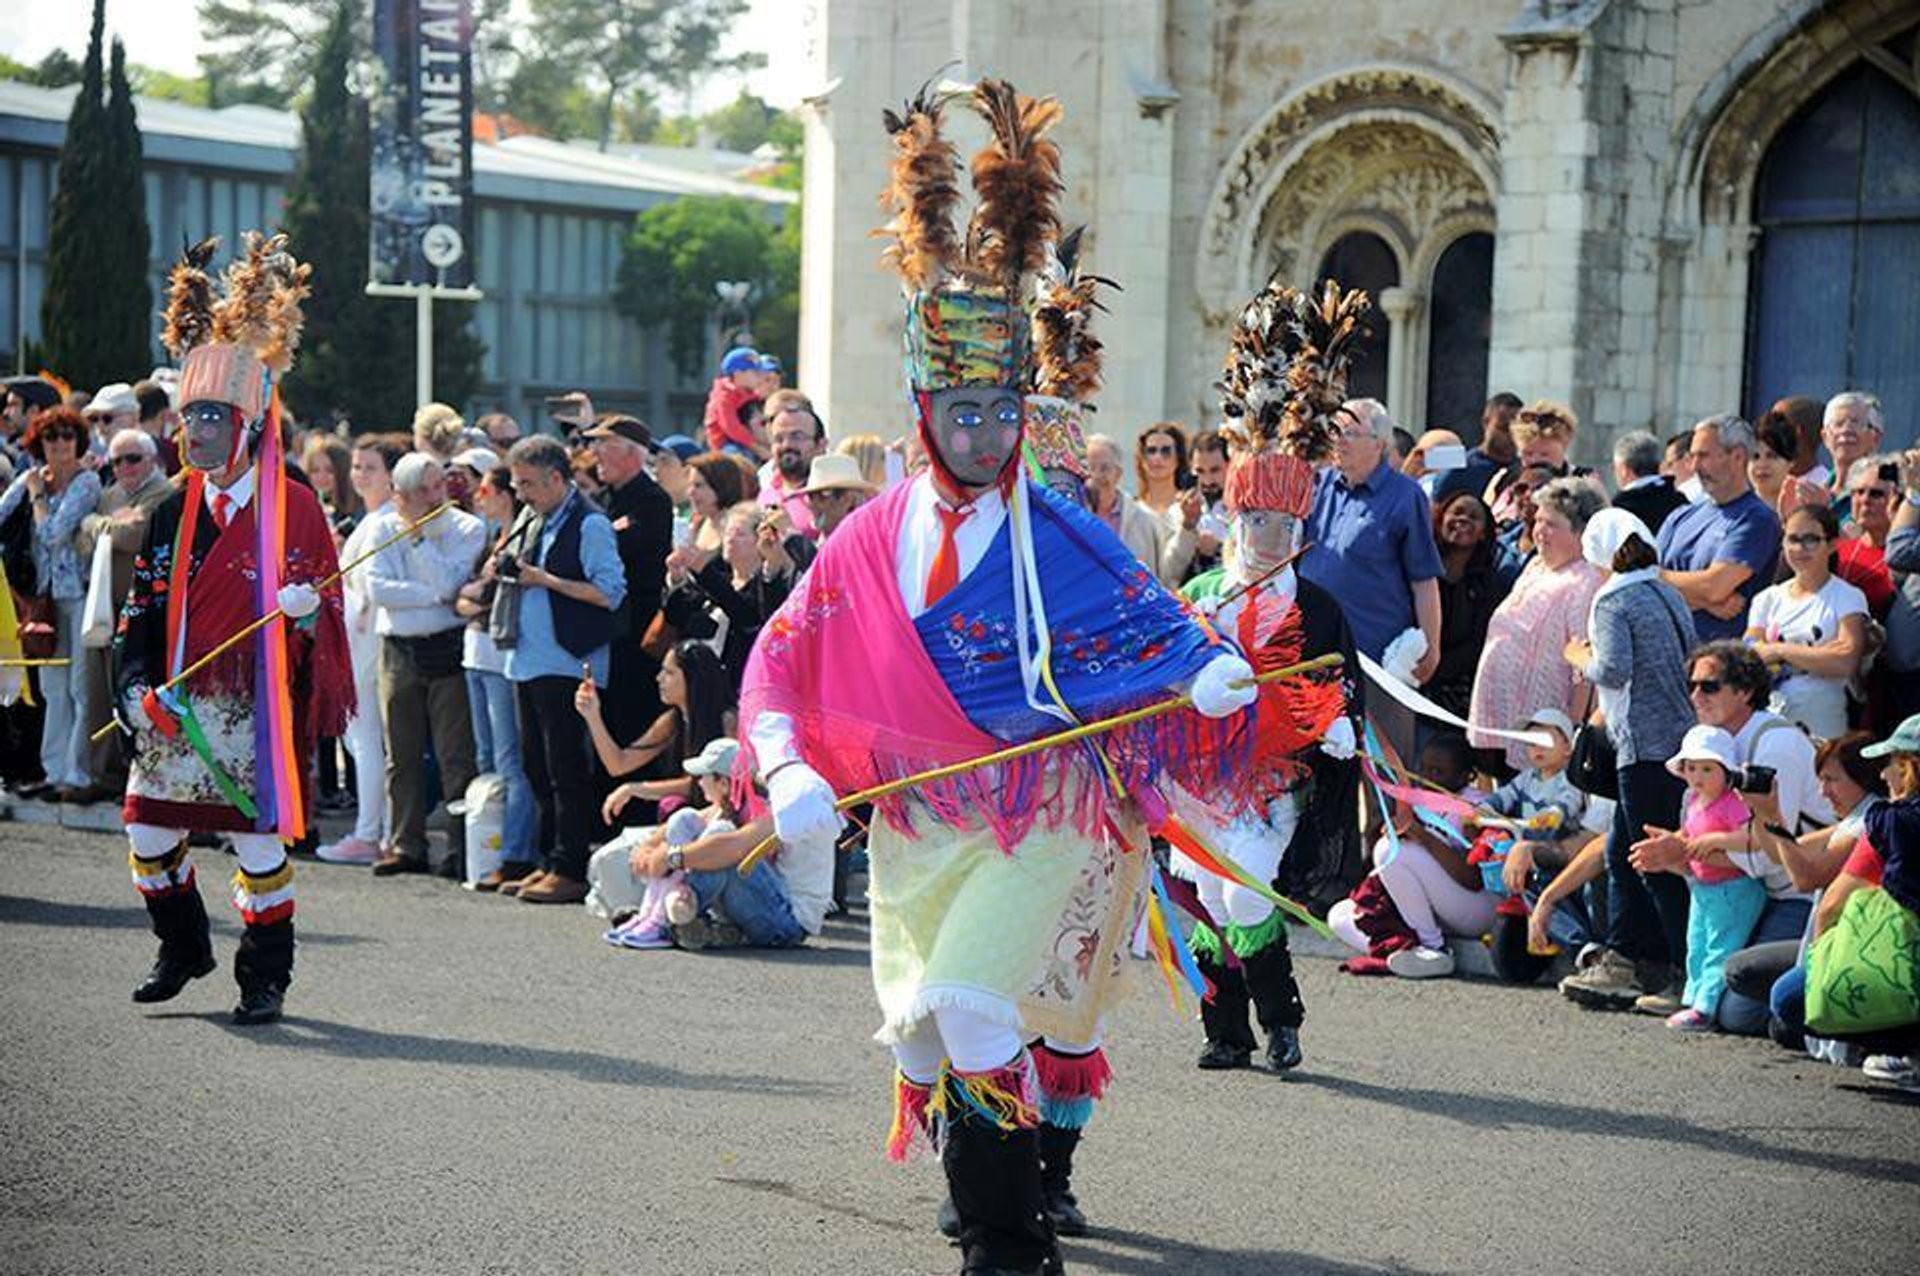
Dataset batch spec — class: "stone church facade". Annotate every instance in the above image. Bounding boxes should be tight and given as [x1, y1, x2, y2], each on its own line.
[795, 0, 1919, 462]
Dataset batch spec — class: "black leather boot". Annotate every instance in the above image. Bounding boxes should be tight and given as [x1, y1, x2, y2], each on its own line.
[232, 918, 294, 1025]
[132, 867, 216, 1004]
[1243, 929, 1306, 1073]
[1038, 1122, 1087, 1237]
[1194, 946, 1256, 1070]
[943, 1102, 1059, 1275]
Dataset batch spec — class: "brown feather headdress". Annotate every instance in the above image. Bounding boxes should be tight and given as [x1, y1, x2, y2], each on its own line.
[965, 77, 1064, 294]
[878, 77, 964, 292]
[170, 231, 311, 418]
[1031, 227, 1115, 405]
[162, 236, 220, 360]
[1218, 276, 1371, 514]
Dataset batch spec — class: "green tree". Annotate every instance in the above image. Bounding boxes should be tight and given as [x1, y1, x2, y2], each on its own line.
[280, 1, 482, 426]
[197, 0, 323, 108]
[129, 64, 212, 107]
[525, 0, 763, 150]
[0, 50, 85, 88]
[40, 1, 152, 390]
[615, 196, 785, 376]
[702, 90, 777, 153]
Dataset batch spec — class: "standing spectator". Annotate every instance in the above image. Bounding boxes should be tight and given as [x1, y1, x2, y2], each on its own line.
[476, 411, 522, 452]
[502, 435, 627, 905]
[1611, 429, 1687, 535]
[82, 383, 138, 457]
[1658, 413, 1781, 641]
[1763, 395, 1831, 493]
[1557, 510, 1697, 1010]
[688, 451, 748, 554]
[1133, 422, 1190, 519]
[411, 402, 466, 464]
[1510, 400, 1579, 471]
[1662, 431, 1701, 502]
[1435, 392, 1520, 503]
[1468, 478, 1604, 773]
[447, 446, 499, 514]
[0, 407, 101, 800]
[702, 347, 768, 458]
[1427, 491, 1507, 729]
[1745, 504, 1868, 740]
[1834, 456, 1899, 616]
[663, 503, 801, 689]
[457, 466, 539, 889]
[1821, 391, 1883, 523]
[758, 390, 827, 540]
[1165, 429, 1230, 583]
[1300, 397, 1443, 678]
[833, 433, 892, 491]
[74, 429, 171, 801]
[1488, 460, 1558, 587]
[1404, 429, 1466, 498]
[130, 379, 181, 474]
[1882, 449, 1920, 726]
[1084, 434, 1171, 578]
[365, 455, 486, 878]
[651, 435, 700, 509]
[300, 433, 362, 532]
[583, 415, 674, 745]
[319, 435, 405, 865]
[1746, 412, 1801, 517]
[801, 453, 877, 541]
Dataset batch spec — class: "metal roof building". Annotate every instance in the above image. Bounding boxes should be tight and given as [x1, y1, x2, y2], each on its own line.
[0, 81, 794, 431]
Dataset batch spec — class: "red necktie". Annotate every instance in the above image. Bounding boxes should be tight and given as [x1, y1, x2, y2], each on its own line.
[212, 492, 233, 529]
[925, 504, 972, 607]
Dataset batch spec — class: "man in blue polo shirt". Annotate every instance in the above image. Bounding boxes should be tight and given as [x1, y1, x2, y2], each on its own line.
[1657, 413, 1780, 641]
[1301, 397, 1444, 691]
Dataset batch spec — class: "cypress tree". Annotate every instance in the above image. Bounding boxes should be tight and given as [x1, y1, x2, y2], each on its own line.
[282, 0, 483, 428]
[39, 0, 109, 388]
[101, 38, 154, 379]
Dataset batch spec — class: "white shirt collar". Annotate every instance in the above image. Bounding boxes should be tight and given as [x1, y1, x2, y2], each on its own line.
[205, 465, 255, 515]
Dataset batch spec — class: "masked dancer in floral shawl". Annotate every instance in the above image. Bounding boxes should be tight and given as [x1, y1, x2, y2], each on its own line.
[1172, 279, 1367, 1074]
[114, 234, 352, 1026]
[738, 78, 1257, 1276]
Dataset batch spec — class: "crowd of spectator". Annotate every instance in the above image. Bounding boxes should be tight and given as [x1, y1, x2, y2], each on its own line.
[1, 351, 1913, 1093]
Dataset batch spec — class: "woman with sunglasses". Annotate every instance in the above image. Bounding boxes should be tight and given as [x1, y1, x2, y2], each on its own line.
[0, 406, 102, 800]
[1745, 504, 1868, 741]
[1132, 422, 1190, 518]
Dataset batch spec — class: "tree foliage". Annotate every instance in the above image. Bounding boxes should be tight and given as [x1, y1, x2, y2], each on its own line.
[40, 0, 153, 391]
[615, 196, 792, 377]
[280, 1, 482, 427]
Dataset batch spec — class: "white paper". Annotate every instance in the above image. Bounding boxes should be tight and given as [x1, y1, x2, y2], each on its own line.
[1358, 650, 1555, 748]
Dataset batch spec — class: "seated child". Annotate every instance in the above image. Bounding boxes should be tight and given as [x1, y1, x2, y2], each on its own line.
[1664, 724, 1766, 1031]
[603, 740, 742, 950]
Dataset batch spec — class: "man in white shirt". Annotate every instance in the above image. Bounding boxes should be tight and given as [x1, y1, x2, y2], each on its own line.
[365, 453, 487, 877]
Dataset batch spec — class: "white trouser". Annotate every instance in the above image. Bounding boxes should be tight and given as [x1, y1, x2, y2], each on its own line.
[1363, 835, 1496, 951]
[341, 629, 389, 845]
[1172, 795, 1296, 929]
[890, 1000, 1028, 1080]
[128, 822, 287, 875]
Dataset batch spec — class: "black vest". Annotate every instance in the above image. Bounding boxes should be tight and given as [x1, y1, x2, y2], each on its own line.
[537, 490, 616, 657]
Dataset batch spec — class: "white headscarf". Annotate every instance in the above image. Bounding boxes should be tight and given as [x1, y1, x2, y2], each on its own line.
[1581, 507, 1662, 725]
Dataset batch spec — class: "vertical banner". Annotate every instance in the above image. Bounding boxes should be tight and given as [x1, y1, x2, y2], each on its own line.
[369, 0, 475, 290]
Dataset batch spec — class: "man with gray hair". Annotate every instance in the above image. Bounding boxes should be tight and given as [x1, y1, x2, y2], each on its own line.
[1657, 413, 1781, 640]
[1822, 391, 1884, 523]
[1610, 428, 1687, 535]
[364, 452, 487, 878]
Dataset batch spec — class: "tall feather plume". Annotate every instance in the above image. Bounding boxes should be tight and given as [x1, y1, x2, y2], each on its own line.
[965, 78, 1064, 293]
[162, 235, 220, 359]
[1216, 275, 1371, 463]
[210, 230, 276, 348]
[1032, 227, 1118, 404]
[257, 240, 312, 374]
[877, 77, 964, 291]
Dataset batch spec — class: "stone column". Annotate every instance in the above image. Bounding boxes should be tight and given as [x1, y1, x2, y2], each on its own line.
[1378, 285, 1425, 427]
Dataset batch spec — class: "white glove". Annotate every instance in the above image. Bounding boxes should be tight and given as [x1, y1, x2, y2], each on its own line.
[1381, 628, 1427, 684]
[1189, 652, 1257, 719]
[277, 582, 321, 620]
[767, 762, 844, 850]
[1320, 716, 1356, 760]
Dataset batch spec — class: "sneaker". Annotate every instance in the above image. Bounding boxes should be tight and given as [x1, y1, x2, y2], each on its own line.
[606, 917, 674, 950]
[1386, 945, 1455, 980]
[671, 915, 745, 951]
[1574, 942, 1605, 971]
[1633, 984, 1685, 1017]
[317, 836, 381, 865]
[1666, 1007, 1712, 1032]
[1861, 1055, 1917, 1086]
[1558, 949, 1643, 1010]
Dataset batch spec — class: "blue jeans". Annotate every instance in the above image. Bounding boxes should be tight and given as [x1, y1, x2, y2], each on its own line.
[466, 667, 538, 861]
[1715, 899, 1813, 1034]
[685, 862, 806, 947]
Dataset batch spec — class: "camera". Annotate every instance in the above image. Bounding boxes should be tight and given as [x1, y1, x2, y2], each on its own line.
[495, 555, 521, 581]
[1878, 461, 1900, 484]
[1736, 764, 1775, 794]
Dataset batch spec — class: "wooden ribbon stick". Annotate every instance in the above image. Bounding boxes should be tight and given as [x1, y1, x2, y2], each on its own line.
[736, 652, 1345, 875]
[0, 658, 71, 667]
[91, 500, 455, 743]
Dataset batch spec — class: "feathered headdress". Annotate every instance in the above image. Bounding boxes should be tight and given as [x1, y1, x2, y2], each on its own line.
[1217, 277, 1371, 516]
[1025, 228, 1116, 480]
[879, 73, 1066, 395]
[169, 231, 312, 420]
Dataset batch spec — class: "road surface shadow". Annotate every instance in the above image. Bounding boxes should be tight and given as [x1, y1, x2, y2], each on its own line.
[1293, 1071, 1917, 1180]
[1068, 1224, 1447, 1276]
[141, 1009, 837, 1097]
[0, 893, 370, 945]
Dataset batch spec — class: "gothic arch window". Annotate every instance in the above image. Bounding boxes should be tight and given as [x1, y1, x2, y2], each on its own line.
[1424, 231, 1494, 433]
[1317, 230, 1399, 405]
[1746, 61, 1920, 431]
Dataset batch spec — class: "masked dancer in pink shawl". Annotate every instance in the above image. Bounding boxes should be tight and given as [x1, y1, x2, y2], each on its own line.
[738, 79, 1257, 1276]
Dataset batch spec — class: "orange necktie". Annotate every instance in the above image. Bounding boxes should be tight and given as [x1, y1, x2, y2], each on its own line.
[212, 492, 233, 529]
[925, 503, 972, 607]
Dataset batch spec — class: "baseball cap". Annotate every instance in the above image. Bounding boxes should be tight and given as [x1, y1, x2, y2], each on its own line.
[451, 447, 500, 475]
[683, 737, 741, 778]
[757, 353, 784, 374]
[1522, 708, 1575, 744]
[653, 433, 700, 462]
[85, 382, 138, 418]
[720, 347, 762, 375]
[1861, 714, 1920, 759]
[582, 414, 654, 449]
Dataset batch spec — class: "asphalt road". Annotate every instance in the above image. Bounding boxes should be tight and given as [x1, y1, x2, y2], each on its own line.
[2, 820, 1915, 1276]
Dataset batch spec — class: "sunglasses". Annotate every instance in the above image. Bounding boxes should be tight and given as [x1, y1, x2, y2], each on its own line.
[1784, 533, 1828, 547]
[110, 454, 147, 468]
[1142, 444, 1177, 457]
[41, 429, 81, 441]
[1688, 678, 1724, 695]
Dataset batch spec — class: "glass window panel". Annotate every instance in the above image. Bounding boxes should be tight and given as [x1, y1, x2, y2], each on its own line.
[22, 158, 50, 248]
[1745, 224, 1852, 417]
[1755, 67, 1865, 223]
[1317, 231, 1399, 406]
[1425, 232, 1495, 436]
[0, 158, 17, 247]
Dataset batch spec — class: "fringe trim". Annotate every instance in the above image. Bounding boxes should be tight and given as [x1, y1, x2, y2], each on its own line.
[129, 844, 195, 898]
[1189, 920, 1224, 963]
[1222, 908, 1288, 959]
[933, 1054, 1040, 1134]
[1031, 1042, 1113, 1103]
[1040, 1095, 1097, 1130]
[886, 1071, 935, 1163]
